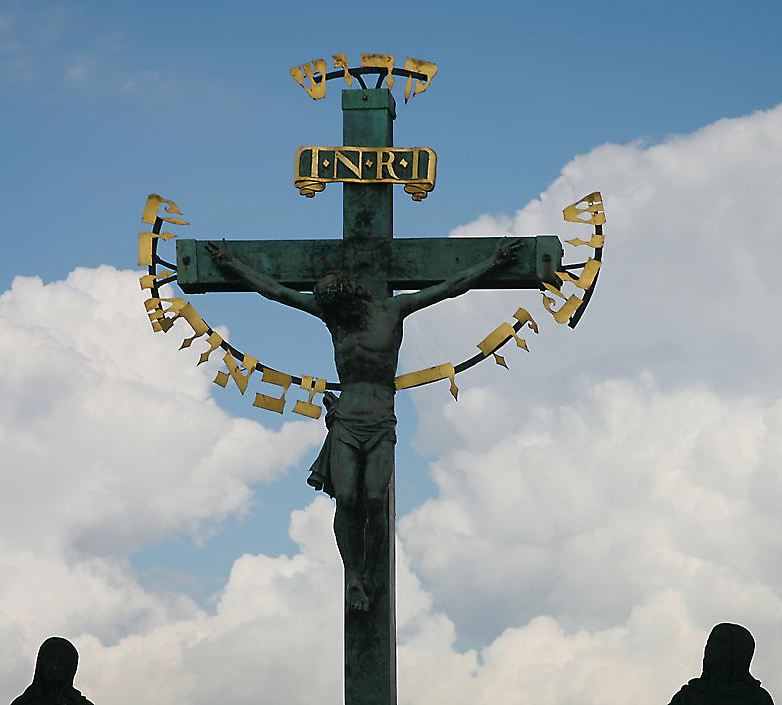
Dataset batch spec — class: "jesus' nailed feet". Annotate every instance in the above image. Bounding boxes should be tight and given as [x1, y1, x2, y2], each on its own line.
[346, 573, 371, 612]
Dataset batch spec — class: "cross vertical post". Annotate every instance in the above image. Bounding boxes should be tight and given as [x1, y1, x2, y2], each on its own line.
[143, 55, 605, 705]
[341, 88, 397, 705]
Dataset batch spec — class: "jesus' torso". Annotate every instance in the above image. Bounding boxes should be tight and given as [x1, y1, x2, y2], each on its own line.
[323, 299, 402, 417]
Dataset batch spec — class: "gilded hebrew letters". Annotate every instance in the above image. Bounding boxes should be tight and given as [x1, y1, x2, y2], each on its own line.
[542, 283, 583, 324]
[144, 296, 187, 332]
[137, 184, 605, 417]
[513, 308, 539, 333]
[538, 192, 606, 326]
[332, 54, 352, 87]
[288, 53, 439, 102]
[395, 363, 458, 400]
[197, 331, 224, 366]
[290, 59, 328, 100]
[141, 194, 188, 226]
[214, 352, 258, 394]
[138, 231, 176, 267]
[253, 368, 293, 414]
[477, 323, 528, 367]
[293, 376, 328, 419]
[475, 308, 538, 367]
[563, 192, 605, 226]
[360, 54, 395, 89]
[566, 234, 605, 248]
[402, 57, 438, 102]
[557, 258, 601, 290]
[139, 271, 175, 290]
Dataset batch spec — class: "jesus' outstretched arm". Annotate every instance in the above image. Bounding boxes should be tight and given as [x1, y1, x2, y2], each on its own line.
[393, 238, 522, 316]
[205, 241, 322, 317]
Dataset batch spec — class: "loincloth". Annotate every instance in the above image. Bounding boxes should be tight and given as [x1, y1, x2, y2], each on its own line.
[307, 392, 397, 498]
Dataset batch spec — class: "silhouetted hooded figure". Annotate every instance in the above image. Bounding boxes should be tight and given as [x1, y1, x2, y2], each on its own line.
[668, 623, 774, 705]
[11, 637, 93, 705]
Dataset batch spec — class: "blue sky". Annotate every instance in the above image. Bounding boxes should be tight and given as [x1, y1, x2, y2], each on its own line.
[4, 0, 781, 590]
[2, 2, 782, 703]
[3, 1, 781, 291]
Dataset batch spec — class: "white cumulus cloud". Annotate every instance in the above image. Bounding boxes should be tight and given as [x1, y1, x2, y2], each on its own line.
[0, 266, 322, 699]
[3, 102, 782, 705]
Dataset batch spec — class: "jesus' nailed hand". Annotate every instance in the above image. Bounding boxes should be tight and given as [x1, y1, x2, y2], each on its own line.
[205, 236, 520, 610]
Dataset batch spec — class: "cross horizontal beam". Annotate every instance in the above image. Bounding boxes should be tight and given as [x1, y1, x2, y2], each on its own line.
[175, 236, 563, 294]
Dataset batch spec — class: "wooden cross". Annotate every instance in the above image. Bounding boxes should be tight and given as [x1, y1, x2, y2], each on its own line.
[175, 89, 562, 705]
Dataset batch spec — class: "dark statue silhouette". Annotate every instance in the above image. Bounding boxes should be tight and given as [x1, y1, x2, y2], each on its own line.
[667, 623, 774, 705]
[11, 637, 93, 705]
[207, 238, 520, 611]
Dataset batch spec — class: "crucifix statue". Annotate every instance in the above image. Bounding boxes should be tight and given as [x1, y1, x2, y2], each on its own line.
[139, 54, 605, 705]
[206, 233, 522, 612]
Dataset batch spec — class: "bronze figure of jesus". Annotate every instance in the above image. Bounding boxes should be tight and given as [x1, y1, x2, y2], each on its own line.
[206, 239, 521, 611]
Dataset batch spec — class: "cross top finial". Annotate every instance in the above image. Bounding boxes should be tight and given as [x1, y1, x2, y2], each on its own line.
[289, 53, 438, 103]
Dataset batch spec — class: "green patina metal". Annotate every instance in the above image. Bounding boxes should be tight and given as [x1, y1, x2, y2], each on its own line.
[176, 88, 563, 705]
[176, 237, 562, 293]
[341, 90, 394, 249]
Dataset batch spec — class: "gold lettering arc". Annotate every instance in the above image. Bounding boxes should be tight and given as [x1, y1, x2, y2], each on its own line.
[541, 191, 606, 326]
[137, 191, 606, 416]
[294, 146, 437, 201]
[289, 54, 438, 102]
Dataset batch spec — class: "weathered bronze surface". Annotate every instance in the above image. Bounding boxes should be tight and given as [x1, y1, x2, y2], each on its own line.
[136, 68, 606, 705]
[176, 237, 561, 293]
[200, 90, 527, 705]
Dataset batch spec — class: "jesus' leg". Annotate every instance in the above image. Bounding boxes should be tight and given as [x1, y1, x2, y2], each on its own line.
[363, 440, 395, 600]
[331, 440, 369, 611]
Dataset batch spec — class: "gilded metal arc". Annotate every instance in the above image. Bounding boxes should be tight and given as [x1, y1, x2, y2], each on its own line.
[145, 215, 529, 393]
[567, 222, 603, 329]
[139, 192, 605, 416]
[290, 54, 438, 103]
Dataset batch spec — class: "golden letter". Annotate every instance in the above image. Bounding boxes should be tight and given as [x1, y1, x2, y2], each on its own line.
[308, 147, 320, 178]
[293, 147, 326, 198]
[542, 284, 583, 324]
[333, 54, 352, 86]
[145, 297, 187, 333]
[395, 363, 458, 400]
[473, 308, 538, 366]
[543, 282, 566, 301]
[565, 234, 605, 249]
[141, 194, 189, 226]
[175, 303, 209, 348]
[144, 297, 166, 332]
[213, 351, 234, 389]
[293, 376, 328, 419]
[139, 270, 175, 290]
[477, 323, 529, 368]
[334, 149, 362, 179]
[177, 303, 209, 335]
[214, 352, 258, 395]
[557, 259, 601, 290]
[563, 192, 605, 226]
[377, 150, 399, 180]
[197, 331, 224, 365]
[253, 368, 293, 414]
[138, 231, 176, 267]
[402, 57, 438, 103]
[290, 59, 328, 100]
[360, 53, 395, 89]
[514, 308, 539, 334]
[403, 147, 437, 201]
